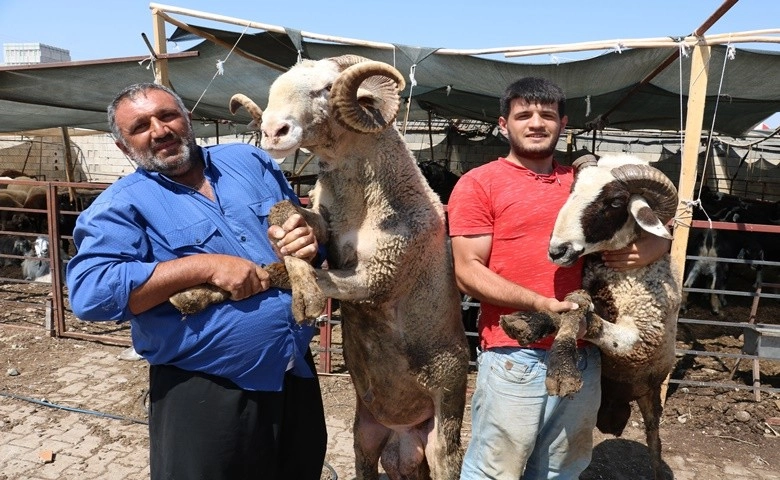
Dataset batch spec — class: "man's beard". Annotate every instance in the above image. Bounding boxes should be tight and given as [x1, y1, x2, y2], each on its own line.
[508, 135, 558, 160]
[130, 131, 196, 176]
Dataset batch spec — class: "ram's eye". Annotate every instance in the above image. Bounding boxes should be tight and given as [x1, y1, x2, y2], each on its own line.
[609, 198, 624, 209]
[312, 83, 333, 98]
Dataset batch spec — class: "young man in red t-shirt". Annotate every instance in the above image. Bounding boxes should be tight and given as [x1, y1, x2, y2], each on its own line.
[448, 77, 670, 479]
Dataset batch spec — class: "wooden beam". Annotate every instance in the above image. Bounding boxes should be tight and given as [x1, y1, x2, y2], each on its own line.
[671, 44, 711, 292]
[148, 2, 778, 58]
[59, 127, 77, 203]
[150, 7, 170, 87]
[154, 11, 287, 72]
[663, 44, 712, 406]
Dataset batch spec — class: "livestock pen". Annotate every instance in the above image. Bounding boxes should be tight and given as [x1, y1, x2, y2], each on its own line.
[2, 168, 778, 406]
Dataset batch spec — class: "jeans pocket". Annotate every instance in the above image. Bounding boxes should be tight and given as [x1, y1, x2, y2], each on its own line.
[488, 351, 543, 386]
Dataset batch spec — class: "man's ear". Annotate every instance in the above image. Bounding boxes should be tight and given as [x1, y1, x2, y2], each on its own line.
[115, 140, 130, 157]
[498, 116, 508, 138]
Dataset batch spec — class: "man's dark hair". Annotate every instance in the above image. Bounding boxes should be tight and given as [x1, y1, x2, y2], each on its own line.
[107, 83, 189, 143]
[499, 77, 566, 119]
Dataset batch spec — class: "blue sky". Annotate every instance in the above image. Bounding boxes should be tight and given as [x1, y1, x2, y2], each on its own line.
[1, 0, 779, 126]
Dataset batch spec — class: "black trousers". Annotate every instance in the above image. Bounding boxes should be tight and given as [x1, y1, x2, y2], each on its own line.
[148, 349, 327, 480]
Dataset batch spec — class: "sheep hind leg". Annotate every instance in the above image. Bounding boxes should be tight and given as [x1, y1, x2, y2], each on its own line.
[636, 388, 668, 480]
[425, 374, 468, 479]
[353, 402, 390, 480]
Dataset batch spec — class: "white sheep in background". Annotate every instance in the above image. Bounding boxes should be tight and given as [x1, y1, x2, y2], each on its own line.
[171, 55, 469, 480]
[20, 236, 69, 283]
[21, 236, 51, 281]
[500, 154, 680, 480]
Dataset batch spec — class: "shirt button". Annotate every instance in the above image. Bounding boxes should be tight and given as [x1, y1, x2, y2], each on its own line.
[241, 236, 246, 241]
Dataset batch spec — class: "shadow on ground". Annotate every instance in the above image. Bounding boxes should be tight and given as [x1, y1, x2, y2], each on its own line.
[582, 438, 673, 480]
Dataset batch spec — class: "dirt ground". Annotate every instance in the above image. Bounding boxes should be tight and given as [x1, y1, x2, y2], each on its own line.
[1, 264, 780, 479]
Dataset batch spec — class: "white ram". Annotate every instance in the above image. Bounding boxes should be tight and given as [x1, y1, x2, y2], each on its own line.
[171, 55, 469, 480]
[500, 153, 680, 480]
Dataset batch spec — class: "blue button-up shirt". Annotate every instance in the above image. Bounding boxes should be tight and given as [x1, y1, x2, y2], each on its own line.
[67, 143, 317, 391]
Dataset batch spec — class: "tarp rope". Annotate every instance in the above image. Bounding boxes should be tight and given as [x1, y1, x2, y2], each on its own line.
[190, 24, 251, 116]
[676, 42, 735, 231]
[401, 63, 417, 136]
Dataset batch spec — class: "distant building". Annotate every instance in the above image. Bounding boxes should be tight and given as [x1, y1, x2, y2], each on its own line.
[2, 42, 70, 65]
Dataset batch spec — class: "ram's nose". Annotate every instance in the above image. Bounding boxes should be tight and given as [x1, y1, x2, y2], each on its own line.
[548, 241, 582, 266]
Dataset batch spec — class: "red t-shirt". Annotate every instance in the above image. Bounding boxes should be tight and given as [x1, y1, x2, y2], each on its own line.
[448, 158, 583, 350]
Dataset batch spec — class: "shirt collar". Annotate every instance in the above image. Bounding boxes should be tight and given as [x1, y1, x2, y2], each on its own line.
[500, 157, 563, 184]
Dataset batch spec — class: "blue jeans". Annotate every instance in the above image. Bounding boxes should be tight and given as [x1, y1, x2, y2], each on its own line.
[460, 346, 601, 480]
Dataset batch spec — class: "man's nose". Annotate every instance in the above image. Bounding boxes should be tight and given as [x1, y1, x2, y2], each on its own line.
[528, 113, 545, 127]
[149, 117, 169, 137]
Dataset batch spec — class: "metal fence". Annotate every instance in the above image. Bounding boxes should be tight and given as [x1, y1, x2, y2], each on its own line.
[3, 179, 778, 401]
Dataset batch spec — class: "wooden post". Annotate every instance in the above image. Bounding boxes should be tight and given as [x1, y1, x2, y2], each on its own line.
[150, 7, 170, 87]
[671, 44, 711, 293]
[60, 127, 78, 203]
[663, 43, 712, 405]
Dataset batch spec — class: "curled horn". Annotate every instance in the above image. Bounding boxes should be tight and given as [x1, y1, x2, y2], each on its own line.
[611, 164, 678, 224]
[328, 56, 406, 133]
[229, 93, 263, 130]
[572, 154, 599, 175]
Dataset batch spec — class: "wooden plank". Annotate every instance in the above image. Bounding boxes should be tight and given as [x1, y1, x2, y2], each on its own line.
[150, 7, 170, 87]
[664, 44, 712, 407]
[671, 44, 711, 292]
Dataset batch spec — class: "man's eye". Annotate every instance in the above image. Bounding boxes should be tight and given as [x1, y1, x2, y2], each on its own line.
[130, 123, 149, 135]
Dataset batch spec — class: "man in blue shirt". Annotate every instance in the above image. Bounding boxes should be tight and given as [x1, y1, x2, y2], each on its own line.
[66, 83, 327, 480]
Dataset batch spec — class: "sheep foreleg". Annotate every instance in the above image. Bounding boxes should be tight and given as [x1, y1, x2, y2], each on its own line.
[169, 284, 231, 315]
[169, 197, 330, 317]
[168, 262, 296, 315]
[500, 289, 593, 397]
[284, 256, 327, 323]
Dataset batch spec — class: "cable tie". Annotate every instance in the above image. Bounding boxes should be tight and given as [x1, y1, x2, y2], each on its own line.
[409, 63, 418, 87]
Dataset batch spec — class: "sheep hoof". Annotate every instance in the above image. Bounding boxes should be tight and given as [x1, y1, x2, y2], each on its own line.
[268, 200, 300, 227]
[284, 256, 326, 324]
[546, 337, 583, 397]
[500, 312, 558, 345]
[169, 284, 230, 314]
[546, 371, 583, 397]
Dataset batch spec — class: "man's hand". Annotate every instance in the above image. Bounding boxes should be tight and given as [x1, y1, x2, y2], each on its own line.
[268, 213, 318, 263]
[536, 296, 580, 315]
[601, 233, 671, 272]
[207, 255, 270, 301]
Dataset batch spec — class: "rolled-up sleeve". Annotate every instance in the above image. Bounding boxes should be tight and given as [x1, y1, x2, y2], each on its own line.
[67, 196, 158, 321]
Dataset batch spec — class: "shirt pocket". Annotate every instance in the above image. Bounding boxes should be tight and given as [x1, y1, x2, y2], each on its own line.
[248, 197, 277, 223]
[164, 219, 219, 253]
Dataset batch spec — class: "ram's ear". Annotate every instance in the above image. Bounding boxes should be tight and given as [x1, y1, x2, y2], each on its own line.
[629, 195, 672, 239]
